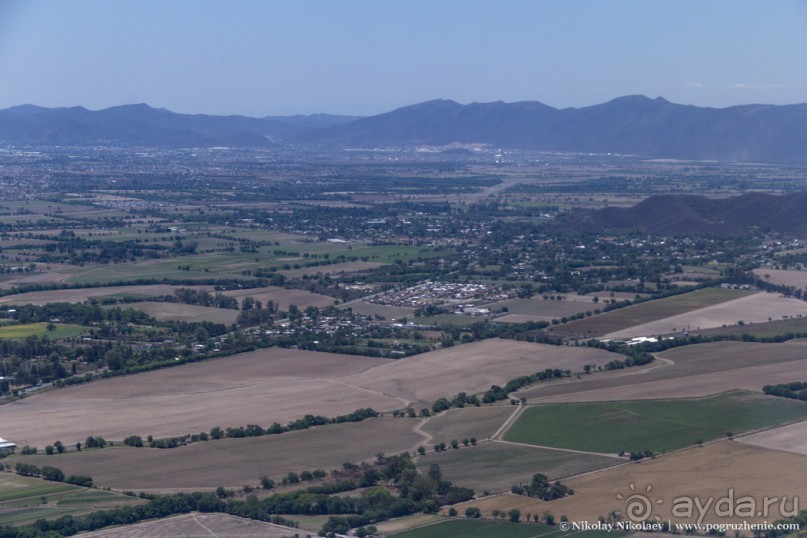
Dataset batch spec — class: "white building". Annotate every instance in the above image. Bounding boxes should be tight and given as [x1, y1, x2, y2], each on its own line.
[0, 437, 16, 451]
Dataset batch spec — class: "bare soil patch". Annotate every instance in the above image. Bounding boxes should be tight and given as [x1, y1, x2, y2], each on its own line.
[0, 348, 398, 447]
[339, 339, 621, 404]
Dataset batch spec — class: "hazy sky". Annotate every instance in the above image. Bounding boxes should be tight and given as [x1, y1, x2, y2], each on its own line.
[1, 0, 806, 116]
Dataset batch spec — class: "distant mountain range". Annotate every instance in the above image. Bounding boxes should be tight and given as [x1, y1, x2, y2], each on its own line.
[2, 96, 807, 163]
[0, 104, 358, 147]
[564, 192, 807, 236]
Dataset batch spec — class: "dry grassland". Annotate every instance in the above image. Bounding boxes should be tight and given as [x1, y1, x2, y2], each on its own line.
[738, 419, 807, 456]
[12, 418, 422, 492]
[80, 512, 302, 537]
[0, 348, 399, 447]
[516, 340, 807, 401]
[340, 339, 621, 403]
[455, 442, 807, 525]
[605, 292, 807, 339]
[221, 286, 335, 310]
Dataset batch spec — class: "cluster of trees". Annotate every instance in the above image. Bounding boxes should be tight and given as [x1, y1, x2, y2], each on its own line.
[763, 382, 807, 401]
[603, 351, 654, 370]
[14, 462, 93, 486]
[0, 491, 229, 537]
[483, 368, 572, 403]
[510, 473, 573, 500]
[144, 408, 379, 449]
[170, 288, 239, 309]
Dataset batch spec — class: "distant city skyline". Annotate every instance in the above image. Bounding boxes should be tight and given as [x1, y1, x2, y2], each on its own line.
[1, 0, 806, 116]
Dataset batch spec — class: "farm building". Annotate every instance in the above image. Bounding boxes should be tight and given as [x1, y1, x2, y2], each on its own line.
[0, 437, 16, 451]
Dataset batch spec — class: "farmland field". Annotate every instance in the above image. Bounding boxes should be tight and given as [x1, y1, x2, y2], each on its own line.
[9, 418, 423, 492]
[604, 292, 807, 339]
[505, 391, 807, 454]
[752, 268, 807, 290]
[415, 441, 620, 493]
[220, 286, 335, 310]
[119, 301, 240, 323]
[489, 296, 598, 324]
[79, 512, 302, 537]
[390, 519, 623, 538]
[0, 284, 212, 305]
[340, 339, 623, 404]
[420, 405, 517, 442]
[516, 339, 807, 402]
[0, 322, 85, 340]
[348, 301, 416, 320]
[0, 473, 143, 527]
[557, 287, 753, 337]
[528, 358, 807, 402]
[738, 419, 807, 456]
[0, 347, 399, 448]
[455, 441, 807, 526]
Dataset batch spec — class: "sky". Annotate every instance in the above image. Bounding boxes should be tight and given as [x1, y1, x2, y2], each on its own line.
[1, 0, 806, 116]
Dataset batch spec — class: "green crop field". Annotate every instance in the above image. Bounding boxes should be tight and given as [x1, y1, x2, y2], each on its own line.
[0, 473, 143, 527]
[391, 519, 624, 538]
[0, 322, 86, 340]
[505, 390, 807, 454]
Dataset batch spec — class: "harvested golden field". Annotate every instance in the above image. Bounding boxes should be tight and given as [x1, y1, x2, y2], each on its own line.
[0, 284, 211, 305]
[11, 418, 422, 492]
[0, 348, 399, 448]
[220, 286, 335, 310]
[605, 292, 807, 340]
[340, 339, 622, 404]
[120, 301, 240, 324]
[456, 441, 807, 526]
[80, 513, 302, 537]
[738, 419, 807, 456]
[517, 340, 807, 402]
